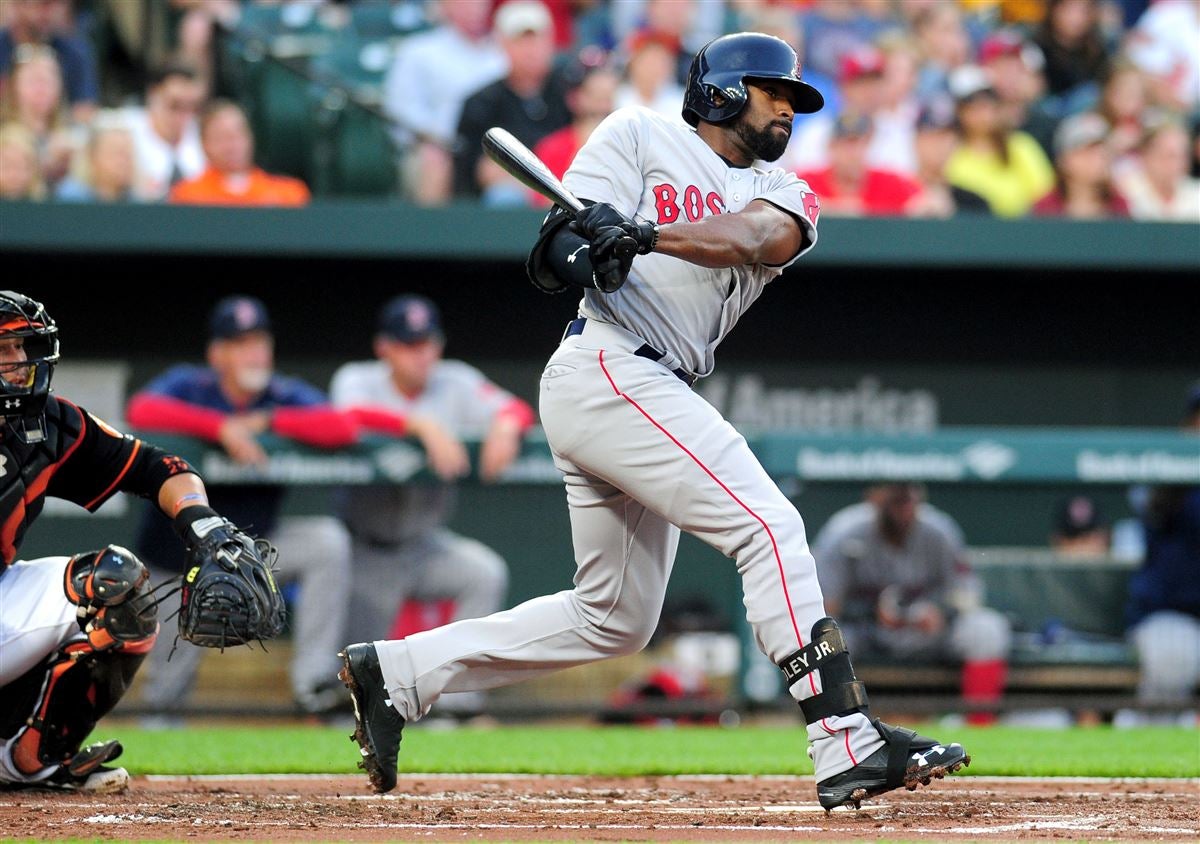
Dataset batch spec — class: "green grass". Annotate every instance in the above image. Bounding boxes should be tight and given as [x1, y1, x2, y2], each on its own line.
[98, 724, 1199, 778]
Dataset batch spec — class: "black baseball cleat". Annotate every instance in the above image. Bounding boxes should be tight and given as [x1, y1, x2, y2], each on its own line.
[816, 719, 970, 811]
[338, 643, 404, 793]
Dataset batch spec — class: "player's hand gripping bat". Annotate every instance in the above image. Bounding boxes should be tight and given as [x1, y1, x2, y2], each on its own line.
[482, 127, 639, 261]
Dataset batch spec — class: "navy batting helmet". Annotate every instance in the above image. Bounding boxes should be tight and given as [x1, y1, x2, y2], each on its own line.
[682, 32, 824, 127]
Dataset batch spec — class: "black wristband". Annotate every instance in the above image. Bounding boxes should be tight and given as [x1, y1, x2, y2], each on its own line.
[638, 221, 660, 254]
[173, 504, 220, 540]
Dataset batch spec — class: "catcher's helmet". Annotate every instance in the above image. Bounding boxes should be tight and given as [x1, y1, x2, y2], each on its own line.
[0, 290, 60, 437]
[682, 32, 824, 127]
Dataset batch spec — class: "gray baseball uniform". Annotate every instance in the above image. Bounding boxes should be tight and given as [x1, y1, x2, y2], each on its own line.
[372, 106, 881, 781]
[329, 359, 513, 648]
[815, 514, 1011, 662]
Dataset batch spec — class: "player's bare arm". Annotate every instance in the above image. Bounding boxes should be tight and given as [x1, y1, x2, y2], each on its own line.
[157, 472, 209, 517]
[654, 199, 806, 268]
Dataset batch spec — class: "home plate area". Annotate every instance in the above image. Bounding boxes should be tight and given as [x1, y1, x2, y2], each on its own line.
[4, 774, 1197, 840]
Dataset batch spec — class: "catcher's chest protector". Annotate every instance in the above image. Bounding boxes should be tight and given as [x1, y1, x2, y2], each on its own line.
[0, 406, 72, 563]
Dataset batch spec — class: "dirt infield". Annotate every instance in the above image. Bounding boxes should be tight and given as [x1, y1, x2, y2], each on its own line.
[4, 774, 1197, 841]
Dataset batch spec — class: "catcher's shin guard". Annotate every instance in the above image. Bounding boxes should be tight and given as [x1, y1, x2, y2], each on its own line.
[2, 640, 148, 778]
[777, 618, 970, 811]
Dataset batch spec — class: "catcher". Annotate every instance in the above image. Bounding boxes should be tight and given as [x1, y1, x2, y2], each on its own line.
[0, 290, 284, 793]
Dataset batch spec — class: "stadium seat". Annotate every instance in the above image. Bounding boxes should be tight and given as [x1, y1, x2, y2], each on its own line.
[247, 60, 319, 185]
[349, 1, 431, 40]
[233, 2, 339, 58]
[309, 36, 393, 106]
[319, 102, 400, 197]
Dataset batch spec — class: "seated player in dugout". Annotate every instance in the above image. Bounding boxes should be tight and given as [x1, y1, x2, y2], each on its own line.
[0, 291, 271, 792]
[338, 33, 969, 812]
[814, 482, 1012, 726]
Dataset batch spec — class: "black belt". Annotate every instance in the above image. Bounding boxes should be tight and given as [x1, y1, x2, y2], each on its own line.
[564, 318, 697, 386]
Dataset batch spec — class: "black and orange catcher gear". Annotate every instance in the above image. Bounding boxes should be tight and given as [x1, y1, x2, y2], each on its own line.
[1, 547, 160, 777]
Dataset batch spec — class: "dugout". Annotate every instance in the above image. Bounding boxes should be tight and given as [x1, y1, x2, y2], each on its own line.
[4, 204, 1198, 718]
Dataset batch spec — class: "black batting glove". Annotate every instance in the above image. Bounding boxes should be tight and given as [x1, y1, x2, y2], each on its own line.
[570, 202, 631, 240]
[589, 225, 635, 293]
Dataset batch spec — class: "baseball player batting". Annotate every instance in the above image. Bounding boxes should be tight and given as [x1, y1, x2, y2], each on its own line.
[340, 32, 969, 811]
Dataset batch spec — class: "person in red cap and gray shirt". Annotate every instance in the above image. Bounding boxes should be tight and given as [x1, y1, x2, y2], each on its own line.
[329, 295, 534, 713]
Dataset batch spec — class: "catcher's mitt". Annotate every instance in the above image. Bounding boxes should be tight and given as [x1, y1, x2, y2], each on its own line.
[173, 506, 286, 649]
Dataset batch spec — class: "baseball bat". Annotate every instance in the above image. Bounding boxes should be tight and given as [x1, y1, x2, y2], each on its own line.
[482, 127, 638, 260]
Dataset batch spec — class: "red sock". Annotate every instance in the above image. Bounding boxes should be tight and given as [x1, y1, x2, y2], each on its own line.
[962, 659, 1007, 726]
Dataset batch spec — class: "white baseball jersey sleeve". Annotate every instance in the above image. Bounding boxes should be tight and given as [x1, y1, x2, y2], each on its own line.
[330, 359, 522, 544]
[563, 106, 821, 378]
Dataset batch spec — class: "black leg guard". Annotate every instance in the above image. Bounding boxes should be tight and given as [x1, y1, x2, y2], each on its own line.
[776, 617, 870, 723]
[777, 618, 970, 810]
[5, 641, 146, 776]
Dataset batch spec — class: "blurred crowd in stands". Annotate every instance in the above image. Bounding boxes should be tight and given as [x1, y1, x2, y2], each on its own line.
[0, 0, 1197, 220]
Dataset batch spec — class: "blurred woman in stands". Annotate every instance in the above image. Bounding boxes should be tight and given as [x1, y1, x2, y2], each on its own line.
[944, 65, 1055, 217]
[1030, 0, 1112, 105]
[169, 99, 309, 207]
[1097, 62, 1150, 168]
[912, 2, 972, 102]
[1116, 116, 1200, 222]
[1033, 112, 1129, 218]
[0, 121, 45, 200]
[54, 112, 138, 203]
[0, 45, 76, 188]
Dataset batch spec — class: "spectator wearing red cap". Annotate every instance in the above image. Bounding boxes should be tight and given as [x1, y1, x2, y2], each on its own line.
[978, 28, 1058, 157]
[785, 44, 887, 174]
[798, 112, 924, 217]
[1033, 112, 1130, 219]
[614, 29, 684, 119]
[799, 0, 895, 82]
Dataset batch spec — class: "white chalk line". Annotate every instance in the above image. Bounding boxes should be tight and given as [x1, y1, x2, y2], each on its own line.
[142, 773, 1199, 784]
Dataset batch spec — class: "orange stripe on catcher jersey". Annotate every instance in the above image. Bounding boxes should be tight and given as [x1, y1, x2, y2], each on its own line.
[82, 437, 140, 512]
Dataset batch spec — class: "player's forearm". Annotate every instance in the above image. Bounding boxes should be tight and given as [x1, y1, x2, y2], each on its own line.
[654, 208, 800, 268]
[156, 472, 209, 519]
